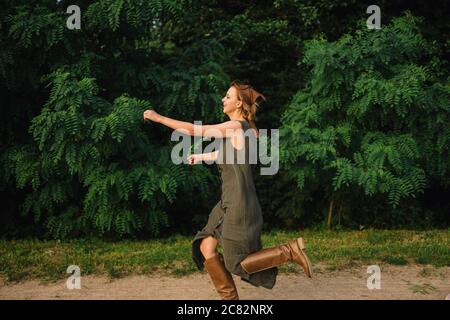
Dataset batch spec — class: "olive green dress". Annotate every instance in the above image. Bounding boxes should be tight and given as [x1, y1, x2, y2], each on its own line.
[192, 120, 278, 289]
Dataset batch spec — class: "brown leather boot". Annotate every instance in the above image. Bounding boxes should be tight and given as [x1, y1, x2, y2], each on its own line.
[240, 237, 313, 278]
[204, 254, 239, 300]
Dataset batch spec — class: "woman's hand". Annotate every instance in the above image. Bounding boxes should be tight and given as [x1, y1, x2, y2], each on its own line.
[143, 109, 161, 123]
[187, 154, 203, 165]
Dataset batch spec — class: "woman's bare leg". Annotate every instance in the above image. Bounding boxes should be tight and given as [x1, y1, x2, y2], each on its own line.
[200, 236, 218, 260]
[201, 236, 239, 300]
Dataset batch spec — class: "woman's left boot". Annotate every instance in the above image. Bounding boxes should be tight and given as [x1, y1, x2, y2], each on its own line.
[203, 254, 239, 300]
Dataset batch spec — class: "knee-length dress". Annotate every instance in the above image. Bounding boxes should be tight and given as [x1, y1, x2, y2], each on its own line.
[192, 119, 278, 289]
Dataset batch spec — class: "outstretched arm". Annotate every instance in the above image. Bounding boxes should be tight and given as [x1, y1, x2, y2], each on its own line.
[143, 109, 242, 138]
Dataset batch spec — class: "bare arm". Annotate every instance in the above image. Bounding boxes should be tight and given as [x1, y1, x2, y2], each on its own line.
[157, 114, 194, 136]
[144, 110, 242, 138]
[188, 150, 219, 165]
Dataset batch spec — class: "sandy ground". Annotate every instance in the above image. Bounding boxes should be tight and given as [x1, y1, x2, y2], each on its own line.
[1, 265, 449, 300]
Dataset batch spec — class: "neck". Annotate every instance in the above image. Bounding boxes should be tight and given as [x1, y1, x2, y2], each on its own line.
[227, 110, 246, 121]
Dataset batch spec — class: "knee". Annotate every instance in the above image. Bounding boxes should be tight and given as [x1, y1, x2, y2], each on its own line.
[200, 237, 217, 259]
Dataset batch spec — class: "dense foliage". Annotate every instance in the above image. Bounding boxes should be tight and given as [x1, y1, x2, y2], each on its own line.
[0, 1, 448, 238]
[280, 14, 449, 228]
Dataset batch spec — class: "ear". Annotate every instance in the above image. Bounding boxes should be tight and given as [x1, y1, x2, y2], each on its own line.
[235, 100, 243, 109]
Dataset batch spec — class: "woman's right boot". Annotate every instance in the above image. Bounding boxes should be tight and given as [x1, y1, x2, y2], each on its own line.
[240, 237, 313, 277]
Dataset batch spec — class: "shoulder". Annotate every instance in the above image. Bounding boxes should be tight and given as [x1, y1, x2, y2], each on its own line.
[238, 120, 249, 130]
[224, 120, 244, 129]
[215, 120, 248, 131]
[238, 120, 258, 138]
[195, 120, 243, 138]
[206, 120, 242, 130]
[211, 120, 243, 134]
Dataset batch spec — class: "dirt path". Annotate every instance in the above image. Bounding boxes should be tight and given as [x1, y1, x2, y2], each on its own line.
[1, 265, 449, 300]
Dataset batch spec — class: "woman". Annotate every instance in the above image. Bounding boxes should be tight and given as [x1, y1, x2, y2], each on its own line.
[143, 81, 312, 300]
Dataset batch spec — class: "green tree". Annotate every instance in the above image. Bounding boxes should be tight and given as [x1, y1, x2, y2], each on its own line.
[1, 1, 449, 238]
[280, 14, 450, 228]
[1, 0, 228, 238]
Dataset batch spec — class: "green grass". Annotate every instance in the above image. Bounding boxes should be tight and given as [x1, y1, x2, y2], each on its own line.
[409, 283, 438, 295]
[0, 230, 449, 283]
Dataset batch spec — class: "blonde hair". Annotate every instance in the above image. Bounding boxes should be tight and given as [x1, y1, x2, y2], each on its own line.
[230, 80, 266, 137]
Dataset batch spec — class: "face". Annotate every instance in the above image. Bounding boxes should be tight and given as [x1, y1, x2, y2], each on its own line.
[221, 86, 242, 115]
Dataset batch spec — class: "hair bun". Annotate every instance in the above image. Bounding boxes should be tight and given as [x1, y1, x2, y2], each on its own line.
[250, 88, 266, 106]
[230, 80, 266, 106]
